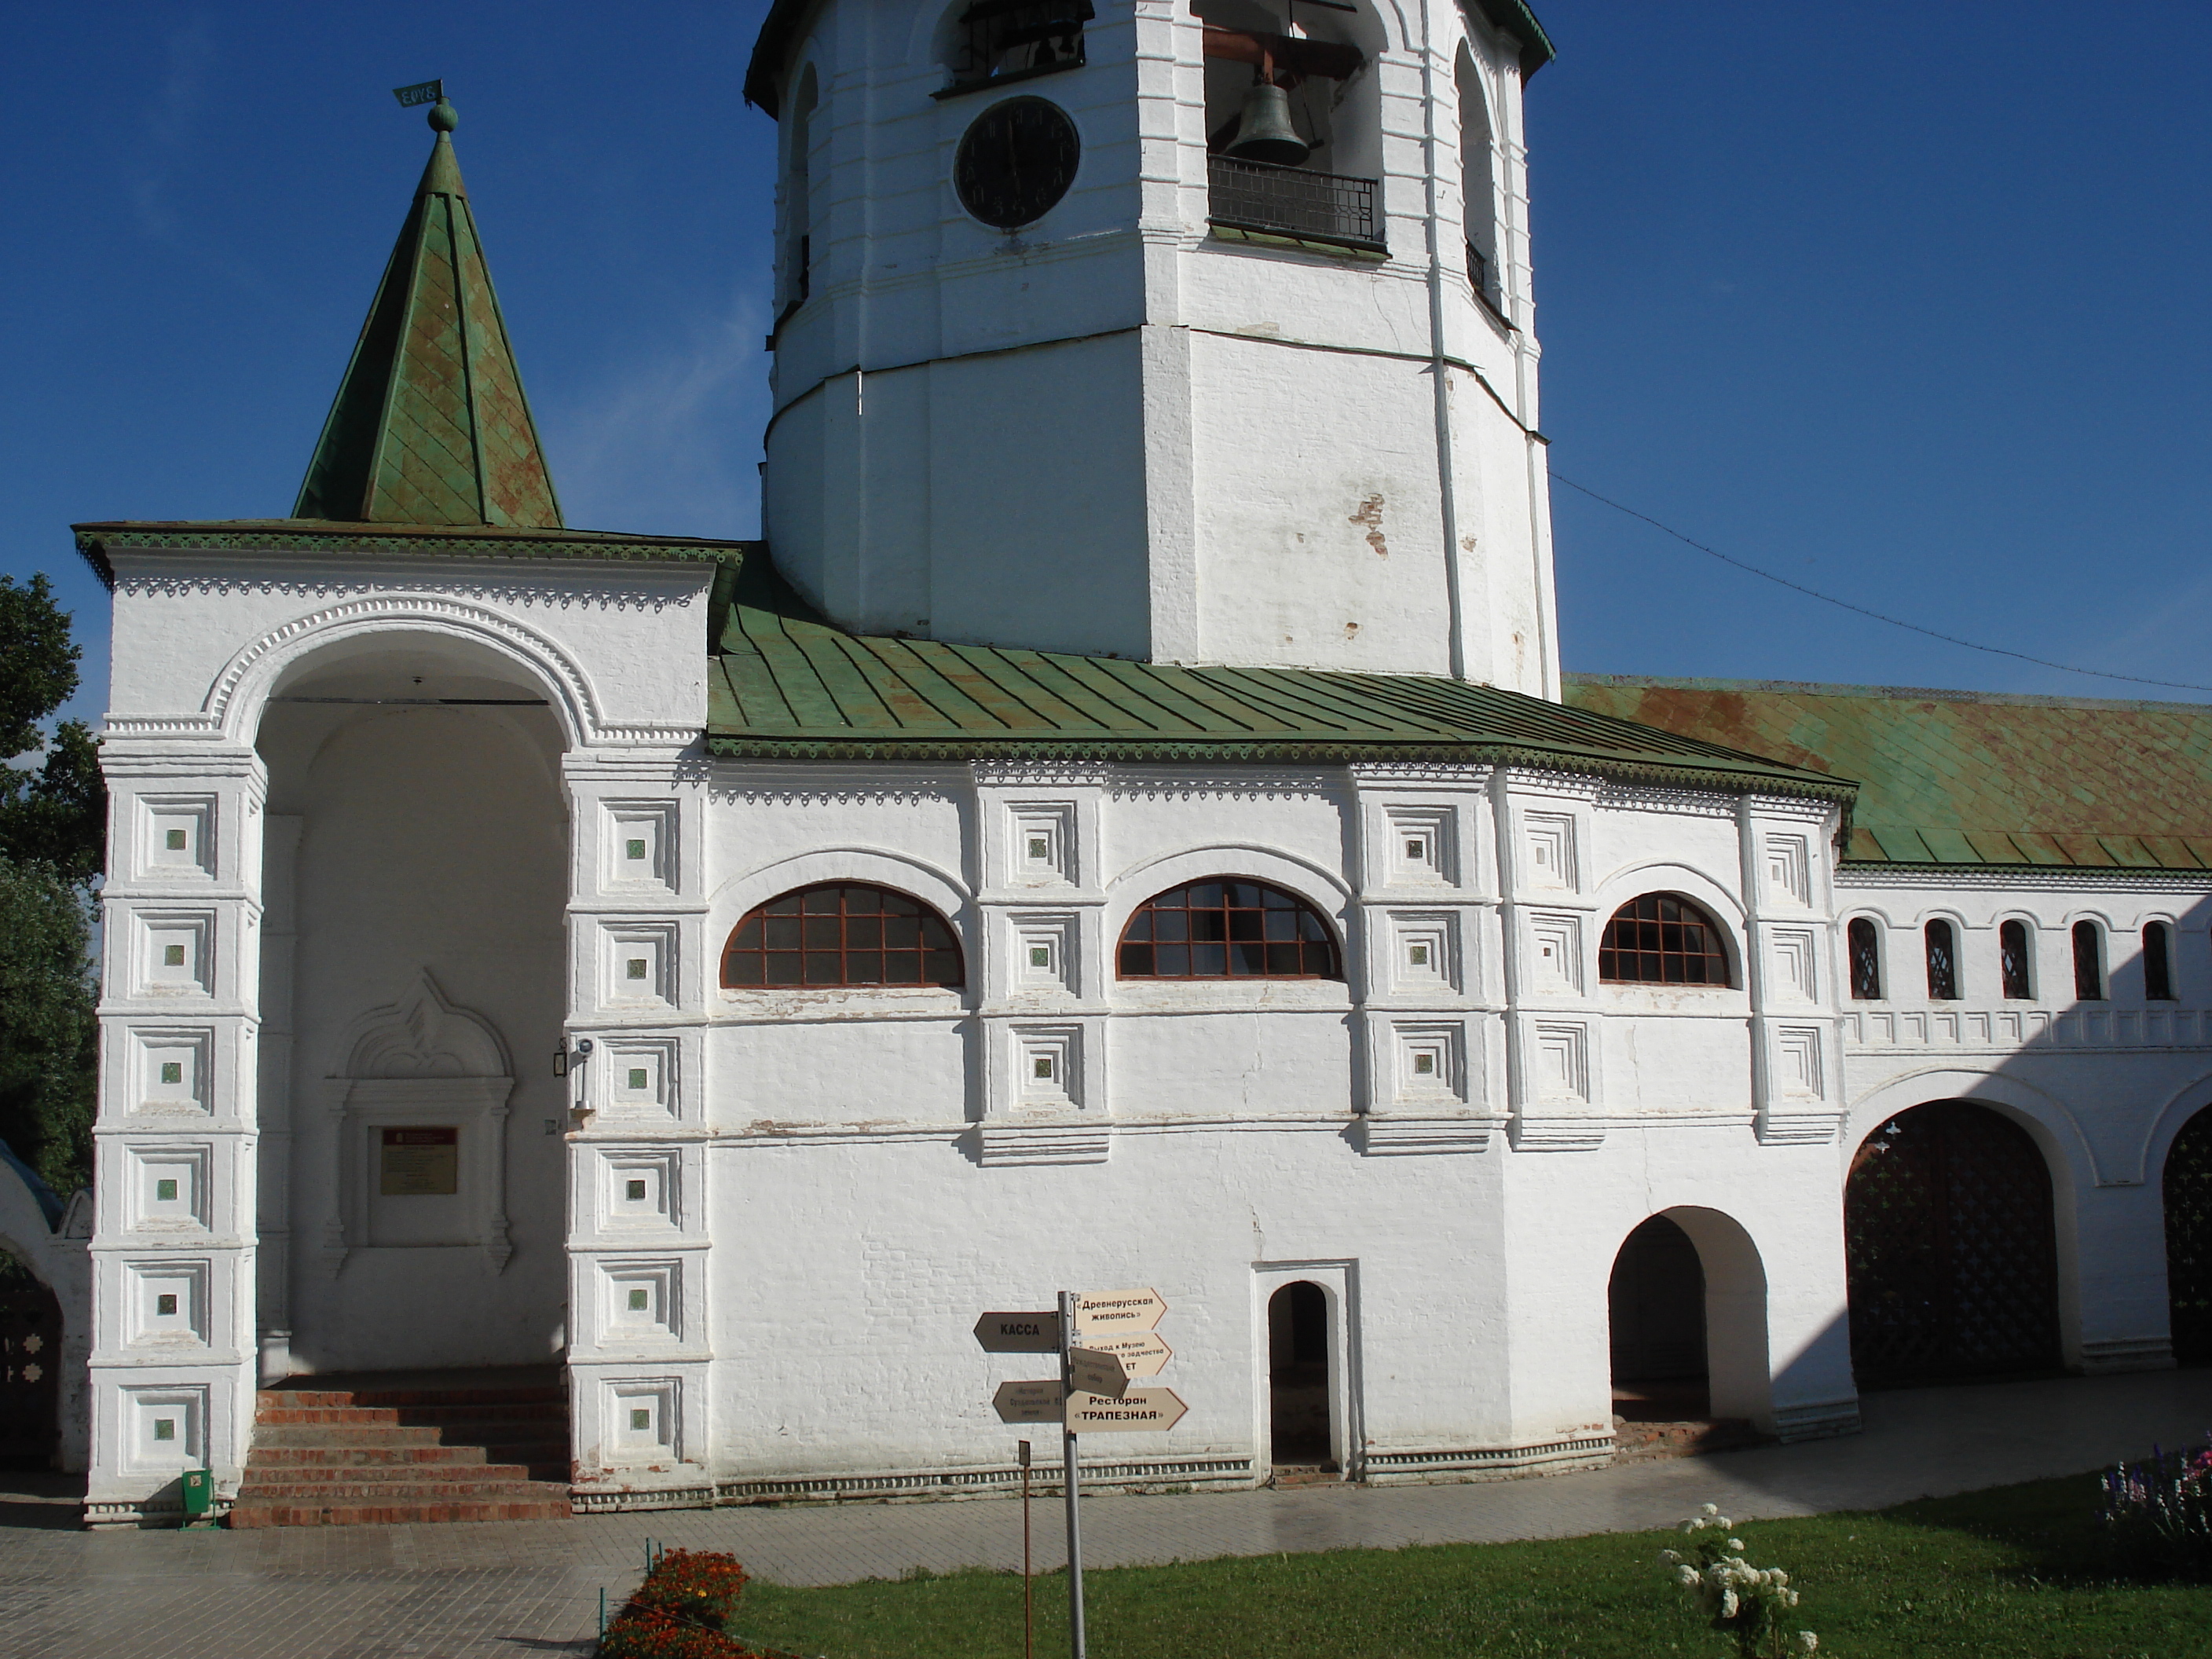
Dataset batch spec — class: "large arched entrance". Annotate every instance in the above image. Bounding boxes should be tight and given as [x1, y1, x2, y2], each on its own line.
[0, 1250, 63, 1469]
[1609, 1214, 1708, 1419]
[1845, 1101, 2061, 1387]
[2165, 1104, 2212, 1365]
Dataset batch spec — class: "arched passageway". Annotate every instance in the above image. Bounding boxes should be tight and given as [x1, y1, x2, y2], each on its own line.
[2166, 1104, 2212, 1364]
[1845, 1101, 2061, 1388]
[1609, 1214, 1708, 1420]
[1267, 1281, 1331, 1470]
[0, 1251, 63, 1469]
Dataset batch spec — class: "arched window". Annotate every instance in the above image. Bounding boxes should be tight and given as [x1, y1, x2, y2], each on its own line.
[939, 0, 1092, 94]
[722, 884, 964, 988]
[1597, 894, 1730, 987]
[1999, 919, 2032, 1000]
[2145, 921, 2177, 1002]
[1455, 46, 1500, 307]
[1848, 917, 1882, 1000]
[1925, 920, 1959, 1001]
[2073, 921, 2104, 1001]
[779, 67, 819, 314]
[1116, 879, 1339, 980]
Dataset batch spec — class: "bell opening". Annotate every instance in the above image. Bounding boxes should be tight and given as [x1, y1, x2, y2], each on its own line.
[1225, 81, 1311, 168]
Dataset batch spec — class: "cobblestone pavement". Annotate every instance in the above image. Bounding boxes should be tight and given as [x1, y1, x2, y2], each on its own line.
[5, 1369, 2208, 1658]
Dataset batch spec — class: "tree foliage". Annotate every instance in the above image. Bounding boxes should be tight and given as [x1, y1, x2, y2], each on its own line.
[0, 573, 104, 1194]
[0, 859, 97, 1194]
[0, 574, 104, 884]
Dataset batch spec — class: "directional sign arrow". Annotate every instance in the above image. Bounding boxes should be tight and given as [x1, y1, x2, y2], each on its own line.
[1079, 1331, 1172, 1378]
[1072, 1287, 1166, 1335]
[975, 1311, 1062, 1353]
[1068, 1347, 1129, 1400]
[993, 1379, 1066, 1425]
[1064, 1387, 1187, 1433]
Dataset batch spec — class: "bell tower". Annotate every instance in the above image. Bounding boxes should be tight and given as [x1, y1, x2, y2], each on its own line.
[745, 0, 1559, 696]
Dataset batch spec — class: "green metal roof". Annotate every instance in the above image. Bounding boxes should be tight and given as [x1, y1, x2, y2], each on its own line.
[292, 102, 563, 529]
[1565, 675, 2212, 873]
[743, 0, 1554, 118]
[70, 521, 746, 590]
[706, 577, 1843, 793]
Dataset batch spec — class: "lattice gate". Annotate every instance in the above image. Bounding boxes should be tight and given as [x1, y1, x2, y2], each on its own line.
[0, 1254, 62, 1469]
[1845, 1101, 2061, 1388]
[2166, 1105, 2212, 1365]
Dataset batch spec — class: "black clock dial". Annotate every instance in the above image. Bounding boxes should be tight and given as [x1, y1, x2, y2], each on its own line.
[954, 97, 1080, 230]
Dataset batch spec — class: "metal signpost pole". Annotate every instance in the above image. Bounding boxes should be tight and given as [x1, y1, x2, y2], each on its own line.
[1058, 1290, 1086, 1659]
[1019, 1438, 1034, 1659]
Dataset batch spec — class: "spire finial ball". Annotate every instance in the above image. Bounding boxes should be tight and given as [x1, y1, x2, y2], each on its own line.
[428, 98, 460, 134]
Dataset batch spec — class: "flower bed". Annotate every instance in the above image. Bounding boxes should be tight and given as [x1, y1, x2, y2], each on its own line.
[2100, 1434, 2212, 1579]
[600, 1549, 807, 1659]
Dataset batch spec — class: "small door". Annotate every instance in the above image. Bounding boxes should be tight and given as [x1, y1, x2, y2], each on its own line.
[0, 1254, 62, 1470]
[1609, 1214, 1708, 1420]
[2166, 1104, 2212, 1364]
[1267, 1281, 1331, 1468]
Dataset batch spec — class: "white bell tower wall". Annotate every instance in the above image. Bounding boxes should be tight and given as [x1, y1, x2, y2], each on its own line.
[756, 0, 1559, 695]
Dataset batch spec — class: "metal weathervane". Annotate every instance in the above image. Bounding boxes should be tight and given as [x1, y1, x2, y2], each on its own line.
[391, 79, 445, 108]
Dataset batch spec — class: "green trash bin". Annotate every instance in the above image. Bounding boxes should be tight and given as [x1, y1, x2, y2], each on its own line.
[180, 1467, 214, 1526]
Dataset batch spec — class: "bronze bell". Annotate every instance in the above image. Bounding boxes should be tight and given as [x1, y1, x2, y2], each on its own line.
[1225, 81, 1310, 167]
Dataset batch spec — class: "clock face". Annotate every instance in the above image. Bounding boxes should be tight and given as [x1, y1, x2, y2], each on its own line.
[954, 97, 1080, 230]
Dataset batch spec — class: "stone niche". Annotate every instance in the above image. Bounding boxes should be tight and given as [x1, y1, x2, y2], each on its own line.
[318, 972, 515, 1276]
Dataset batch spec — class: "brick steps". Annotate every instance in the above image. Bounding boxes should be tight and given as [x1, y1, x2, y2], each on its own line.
[233, 1372, 572, 1527]
[1611, 1417, 1770, 1463]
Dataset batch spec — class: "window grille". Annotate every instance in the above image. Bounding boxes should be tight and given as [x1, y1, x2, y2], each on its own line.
[1116, 880, 1339, 980]
[1999, 919, 2031, 1000]
[1597, 893, 1730, 987]
[1208, 155, 1381, 251]
[1925, 920, 1959, 1001]
[944, 0, 1091, 93]
[2073, 921, 2104, 1001]
[723, 884, 963, 988]
[2146, 921, 2177, 1002]
[1848, 917, 1881, 1000]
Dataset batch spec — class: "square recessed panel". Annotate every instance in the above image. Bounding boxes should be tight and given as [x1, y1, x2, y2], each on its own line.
[1009, 804, 1077, 887]
[123, 1386, 206, 1473]
[1016, 1025, 1082, 1108]
[602, 1149, 679, 1229]
[124, 1260, 209, 1347]
[1389, 914, 1457, 992]
[1529, 912, 1584, 995]
[603, 1040, 679, 1119]
[602, 925, 677, 1008]
[139, 797, 215, 881]
[1392, 1023, 1466, 1102]
[602, 1261, 680, 1342]
[605, 803, 678, 892]
[1013, 914, 1077, 994]
[1385, 806, 1456, 887]
[134, 1030, 212, 1114]
[608, 1380, 679, 1463]
[128, 1144, 211, 1231]
[1522, 812, 1578, 891]
[137, 914, 213, 997]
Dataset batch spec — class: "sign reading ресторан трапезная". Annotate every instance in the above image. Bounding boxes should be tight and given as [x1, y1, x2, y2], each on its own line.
[1065, 1386, 1188, 1432]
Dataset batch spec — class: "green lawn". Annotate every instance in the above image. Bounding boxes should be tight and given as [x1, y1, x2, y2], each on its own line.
[721, 1474, 2208, 1658]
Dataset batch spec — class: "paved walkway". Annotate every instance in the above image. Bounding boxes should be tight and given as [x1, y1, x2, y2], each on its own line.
[5, 1368, 2208, 1658]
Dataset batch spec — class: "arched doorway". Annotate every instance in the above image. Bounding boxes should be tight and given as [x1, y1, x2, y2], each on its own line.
[0, 1250, 63, 1469]
[1845, 1101, 2061, 1387]
[1609, 1214, 1708, 1421]
[1267, 1281, 1331, 1471]
[2165, 1104, 2212, 1365]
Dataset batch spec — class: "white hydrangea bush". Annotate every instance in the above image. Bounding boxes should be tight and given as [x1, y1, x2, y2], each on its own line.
[1658, 1504, 1818, 1657]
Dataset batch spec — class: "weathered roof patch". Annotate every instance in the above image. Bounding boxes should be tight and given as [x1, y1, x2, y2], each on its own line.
[1565, 674, 2212, 873]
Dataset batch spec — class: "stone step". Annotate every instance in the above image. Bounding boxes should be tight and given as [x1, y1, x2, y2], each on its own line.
[236, 1459, 539, 1485]
[238, 1479, 567, 1503]
[229, 1496, 573, 1528]
[260, 1386, 566, 1411]
[247, 1443, 491, 1468]
[257, 1399, 567, 1425]
[1610, 1417, 1770, 1463]
[254, 1423, 447, 1449]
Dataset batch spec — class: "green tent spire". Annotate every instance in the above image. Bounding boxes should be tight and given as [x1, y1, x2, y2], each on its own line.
[294, 98, 563, 527]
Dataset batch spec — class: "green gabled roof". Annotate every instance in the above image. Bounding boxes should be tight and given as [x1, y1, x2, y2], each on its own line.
[707, 585, 1846, 798]
[1565, 675, 2212, 873]
[293, 101, 562, 529]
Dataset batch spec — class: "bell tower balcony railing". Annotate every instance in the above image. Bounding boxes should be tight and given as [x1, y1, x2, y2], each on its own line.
[1207, 155, 1382, 254]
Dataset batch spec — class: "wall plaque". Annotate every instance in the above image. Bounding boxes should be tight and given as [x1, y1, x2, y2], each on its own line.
[379, 1126, 459, 1196]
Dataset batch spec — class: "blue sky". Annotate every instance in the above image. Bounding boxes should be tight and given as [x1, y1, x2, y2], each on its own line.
[5, 2, 2209, 728]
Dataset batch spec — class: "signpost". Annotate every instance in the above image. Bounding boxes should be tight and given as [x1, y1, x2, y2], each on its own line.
[976, 1287, 1181, 1659]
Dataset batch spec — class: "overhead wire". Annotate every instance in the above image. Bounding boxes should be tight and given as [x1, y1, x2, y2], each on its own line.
[1550, 472, 2212, 697]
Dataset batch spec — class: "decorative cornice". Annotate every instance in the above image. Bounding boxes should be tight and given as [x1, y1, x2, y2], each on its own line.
[113, 571, 694, 613]
[1838, 862, 2212, 892]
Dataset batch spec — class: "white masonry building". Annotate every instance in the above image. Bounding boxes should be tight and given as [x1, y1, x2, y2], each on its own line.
[59, 0, 2212, 1525]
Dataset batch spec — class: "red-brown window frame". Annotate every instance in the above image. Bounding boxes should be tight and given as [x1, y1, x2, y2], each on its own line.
[1597, 892, 1733, 987]
[1115, 878, 1341, 980]
[721, 883, 965, 989]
